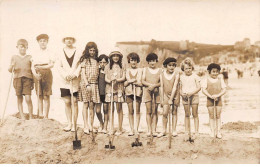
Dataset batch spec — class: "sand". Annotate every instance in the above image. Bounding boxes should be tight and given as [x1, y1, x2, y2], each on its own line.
[0, 114, 259, 164]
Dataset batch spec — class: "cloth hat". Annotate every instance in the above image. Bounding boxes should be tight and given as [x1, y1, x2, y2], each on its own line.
[163, 57, 177, 66]
[62, 36, 76, 43]
[109, 47, 123, 58]
[17, 39, 28, 47]
[36, 34, 49, 41]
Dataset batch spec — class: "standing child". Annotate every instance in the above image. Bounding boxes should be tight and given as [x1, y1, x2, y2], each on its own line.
[180, 58, 201, 141]
[158, 57, 180, 137]
[78, 42, 100, 134]
[31, 34, 55, 119]
[105, 50, 125, 136]
[142, 53, 161, 137]
[96, 54, 109, 133]
[57, 36, 81, 132]
[202, 63, 226, 138]
[124, 52, 143, 136]
[8, 39, 34, 120]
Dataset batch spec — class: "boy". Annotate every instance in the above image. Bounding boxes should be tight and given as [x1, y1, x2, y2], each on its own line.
[96, 54, 109, 133]
[31, 34, 55, 119]
[124, 52, 143, 136]
[158, 57, 180, 137]
[142, 53, 161, 137]
[202, 63, 226, 138]
[8, 39, 34, 120]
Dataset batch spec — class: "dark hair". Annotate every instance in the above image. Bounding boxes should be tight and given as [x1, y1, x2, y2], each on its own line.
[207, 63, 221, 73]
[180, 57, 195, 71]
[109, 54, 122, 69]
[163, 57, 177, 67]
[146, 53, 158, 62]
[80, 42, 99, 62]
[127, 52, 140, 63]
[97, 54, 109, 62]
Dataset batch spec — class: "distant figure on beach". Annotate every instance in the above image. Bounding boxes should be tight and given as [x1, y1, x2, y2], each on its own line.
[202, 63, 226, 139]
[221, 67, 229, 87]
[235, 68, 243, 79]
[142, 53, 161, 137]
[180, 58, 201, 141]
[8, 39, 34, 120]
[57, 36, 81, 132]
[31, 34, 55, 119]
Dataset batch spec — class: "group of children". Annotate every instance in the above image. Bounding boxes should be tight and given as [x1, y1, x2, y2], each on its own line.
[8, 35, 226, 140]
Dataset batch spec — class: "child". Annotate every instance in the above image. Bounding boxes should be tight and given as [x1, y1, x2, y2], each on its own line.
[158, 57, 180, 137]
[78, 42, 100, 134]
[56, 36, 81, 132]
[105, 50, 125, 136]
[180, 58, 201, 141]
[31, 34, 55, 119]
[202, 63, 226, 138]
[124, 52, 143, 136]
[8, 39, 34, 120]
[142, 53, 161, 137]
[96, 54, 109, 133]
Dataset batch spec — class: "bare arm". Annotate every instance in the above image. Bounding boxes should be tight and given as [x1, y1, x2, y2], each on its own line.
[202, 87, 213, 99]
[169, 74, 179, 101]
[141, 68, 152, 87]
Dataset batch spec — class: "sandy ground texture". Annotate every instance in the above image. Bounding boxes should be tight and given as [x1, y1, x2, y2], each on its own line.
[0, 114, 259, 164]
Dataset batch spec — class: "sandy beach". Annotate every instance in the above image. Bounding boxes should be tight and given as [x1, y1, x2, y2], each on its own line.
[0, 69, 259, 164]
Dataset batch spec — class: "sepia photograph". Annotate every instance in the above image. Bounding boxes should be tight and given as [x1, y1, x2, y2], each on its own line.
[0, 0, 259, 164]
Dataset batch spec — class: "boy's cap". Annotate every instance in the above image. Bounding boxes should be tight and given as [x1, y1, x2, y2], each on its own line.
[36, 34, 49, 41]
[163, 57, 177, 66]
[17, 39, 28, 47]
[109, 51, 123, 58]
[62, 36, 76, 43]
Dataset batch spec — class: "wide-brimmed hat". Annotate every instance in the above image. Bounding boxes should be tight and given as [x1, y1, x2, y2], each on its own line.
[36, 34, 49, 41]
[109, 50, 123, 58]
[62, 36, 76, 43]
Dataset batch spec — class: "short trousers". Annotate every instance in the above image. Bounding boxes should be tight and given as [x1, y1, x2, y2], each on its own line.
[182, 94, 199, 105]
[207, 97, 222, 107]
[34, 69, 53, 96]
[60, 88, 78, 97]
[126, 95, 142, 103]
[162, 93, 180, 106]
[13, 77, 34, 96]
[142, 87, 160, 104]
[105, 93, 125, 103]
[100, 95, 106, 103]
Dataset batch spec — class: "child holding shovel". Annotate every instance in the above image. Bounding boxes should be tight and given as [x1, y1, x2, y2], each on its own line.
[124, 52, 143, 136]
[158, 57, 180, 138]
[105, 49, 125, 136]
[56, 36, 81, 132]
[8, 39, 34, 120]
[142, 53, 161, 137]
[78, 42, 100, 134]
[180, 58, 201, 141]
[202, 63, 226, 139]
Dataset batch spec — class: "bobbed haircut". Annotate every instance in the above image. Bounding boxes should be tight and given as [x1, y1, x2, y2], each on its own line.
[97, 54, 109, 62]
[127, 52, 140, 63]
[163, 57, 177, 68]
[180, 57, 195, 71]
[146, 53, 158, 62]
[207, 63, 221, 73]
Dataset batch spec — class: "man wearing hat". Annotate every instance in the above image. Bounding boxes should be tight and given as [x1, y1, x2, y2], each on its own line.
[31, 34, 55, 119]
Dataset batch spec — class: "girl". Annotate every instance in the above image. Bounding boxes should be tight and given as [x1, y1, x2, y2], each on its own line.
[78, 42, 100, 134]
[105, 50, 125, 136]
[57, 36, 81, 132]
[158, 57, 180, 137]
[202, 63, 226, 138]
[124, 52, 143, 136]
[142, 53, 161, 137]
[180, 58, 201, 141]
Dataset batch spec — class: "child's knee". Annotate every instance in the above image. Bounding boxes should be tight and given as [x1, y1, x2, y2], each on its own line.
[192, 112, 198, 118]
[185, 112, 190, 118]
[216, 112, 221, 119]
[209, 112, 214, 119]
